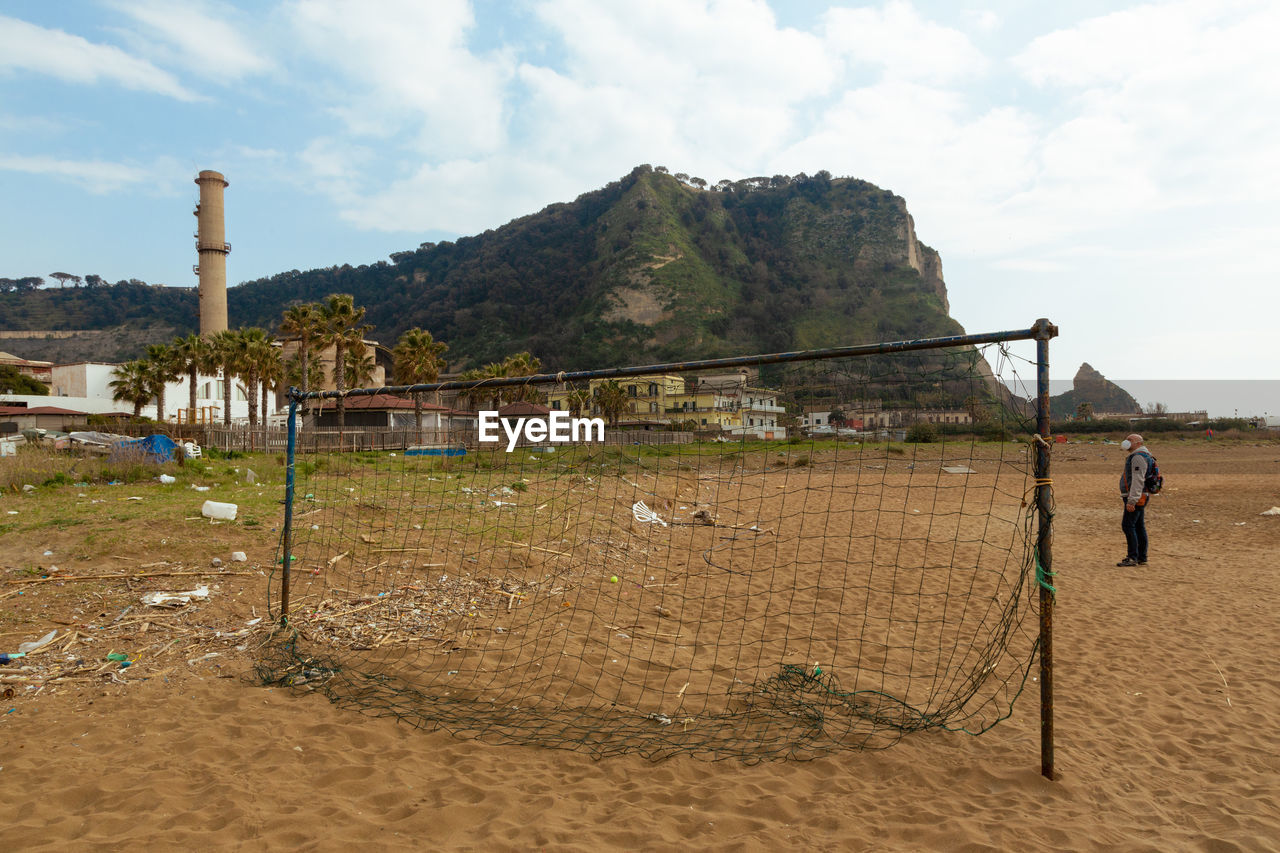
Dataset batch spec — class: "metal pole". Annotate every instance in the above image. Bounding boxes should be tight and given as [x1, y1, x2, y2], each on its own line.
[1033, 318, 1059, 780]
[280, 390, 299, 625]
[300, 324, 1051, 404]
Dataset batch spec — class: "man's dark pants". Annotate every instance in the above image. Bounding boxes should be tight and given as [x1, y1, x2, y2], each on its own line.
[1121, 500, 1147, 562]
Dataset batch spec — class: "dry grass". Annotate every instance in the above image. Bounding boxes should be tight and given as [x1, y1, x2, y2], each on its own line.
[0, 444, 288, 700]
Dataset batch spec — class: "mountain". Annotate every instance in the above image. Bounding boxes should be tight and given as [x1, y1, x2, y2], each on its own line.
[2, 166, 963, 372]
[1050, 363, 1142, 418]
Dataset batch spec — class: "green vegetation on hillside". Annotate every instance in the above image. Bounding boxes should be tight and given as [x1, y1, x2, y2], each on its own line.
[0, 279, 197, 333]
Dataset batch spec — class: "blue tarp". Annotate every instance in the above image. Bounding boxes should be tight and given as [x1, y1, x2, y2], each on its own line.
[110, 434, 179, 464]
[404, 446, 467, 457]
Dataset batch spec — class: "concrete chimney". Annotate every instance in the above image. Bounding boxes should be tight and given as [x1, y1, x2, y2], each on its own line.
[194, 170, 230, 335]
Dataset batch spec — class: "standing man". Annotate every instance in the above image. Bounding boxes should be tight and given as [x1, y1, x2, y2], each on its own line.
[1118, 433, 1152, 567]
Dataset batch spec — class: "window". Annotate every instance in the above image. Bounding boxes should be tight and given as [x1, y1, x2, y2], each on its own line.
[648, 383, 657, 396]
[628, 385, 637, 397]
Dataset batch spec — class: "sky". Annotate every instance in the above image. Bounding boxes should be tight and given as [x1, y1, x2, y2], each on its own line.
[1, 0, 1277, 411]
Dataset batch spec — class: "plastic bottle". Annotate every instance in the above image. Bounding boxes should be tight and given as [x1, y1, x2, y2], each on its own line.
[201, 500, 238, 521]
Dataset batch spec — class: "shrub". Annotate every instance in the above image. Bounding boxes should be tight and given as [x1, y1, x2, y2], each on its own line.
[906, 422, 938, 443]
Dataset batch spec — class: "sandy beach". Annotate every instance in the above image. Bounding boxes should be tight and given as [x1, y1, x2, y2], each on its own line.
[3, 439, 1278, 851]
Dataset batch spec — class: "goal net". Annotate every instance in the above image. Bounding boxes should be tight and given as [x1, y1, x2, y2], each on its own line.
[257, 335, 1044, 761]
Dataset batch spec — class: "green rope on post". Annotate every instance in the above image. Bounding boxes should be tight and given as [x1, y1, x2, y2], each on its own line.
[1035, 550, 1057, 597]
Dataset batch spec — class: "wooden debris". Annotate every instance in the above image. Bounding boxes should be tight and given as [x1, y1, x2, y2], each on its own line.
[6, 570, 256, 585]
[503, 541, 571, 557]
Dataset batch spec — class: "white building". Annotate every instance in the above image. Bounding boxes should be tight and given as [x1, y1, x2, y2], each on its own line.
[8, 361, 254, 422]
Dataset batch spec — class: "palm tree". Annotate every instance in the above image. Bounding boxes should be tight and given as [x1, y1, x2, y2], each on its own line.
[173, 333, 215, 423]
[343, 339, 377, 390]
[480, 360, 510, 410]
[279, 302, 323, 422]
[392, 328, 449, 442]
[594, 380, 629, 426]
[144, 343, 182, 423]
[500, 351, 543, 403]
[317, 294, 370, 431]
[564, 388, 592, 418]
[231, 327, 275, 429]
[285, 350, 326, 399]
[259, 343, 283, 425]
[210, 329, 242, 426]
[457, 367, 490, 412]
[110, 360, 152, 418]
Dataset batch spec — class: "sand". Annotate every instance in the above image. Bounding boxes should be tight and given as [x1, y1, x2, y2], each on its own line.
[2, 440, 1278, 851]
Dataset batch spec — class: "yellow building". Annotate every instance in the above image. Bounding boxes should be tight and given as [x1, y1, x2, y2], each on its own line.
[546, 371, 787, 437]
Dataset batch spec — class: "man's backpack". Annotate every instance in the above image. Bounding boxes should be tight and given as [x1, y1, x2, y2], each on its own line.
[1140, 451, 1163, 495]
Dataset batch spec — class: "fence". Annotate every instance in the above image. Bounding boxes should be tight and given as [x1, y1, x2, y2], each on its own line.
[189, 425, 696, 454]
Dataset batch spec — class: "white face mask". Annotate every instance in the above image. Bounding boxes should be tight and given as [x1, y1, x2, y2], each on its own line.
[1120, 439, 1132, 451]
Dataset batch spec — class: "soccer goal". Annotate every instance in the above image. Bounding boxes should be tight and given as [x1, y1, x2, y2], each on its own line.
[258, 320, 1058, 773]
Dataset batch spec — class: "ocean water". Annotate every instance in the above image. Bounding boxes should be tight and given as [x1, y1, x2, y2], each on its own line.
[1003, 379, 1280, 421]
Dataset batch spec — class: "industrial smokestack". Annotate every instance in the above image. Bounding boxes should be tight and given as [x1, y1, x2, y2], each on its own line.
[194, 170, 230, 335]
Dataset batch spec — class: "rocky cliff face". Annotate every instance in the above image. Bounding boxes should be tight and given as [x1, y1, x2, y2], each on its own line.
[1073, 363, 1141, 412]
[904, 212, 949, 315]
[1050, 362, 1142, 418]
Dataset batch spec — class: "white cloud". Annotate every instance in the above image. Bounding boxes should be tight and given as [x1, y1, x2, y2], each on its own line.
[337, 158, 571, 235]
[290, 0, 843, 231]
[0, 153, 153, 192]
[776, 80, 1042, 254]
[0, 14, 198, 100]
[1013, 1, 1240, 88]
[524, 0, 835, 175]
[288, 0, 512, 157]
[962, 9, 1001, 34]
[823, 0, 989, 82]
[0, 113, 70, 134]
[1015, 3, 1280, 185]
[989, 258, 1065, 273]
[295, 136, 379, 208]
[534, 0, 835, 99]
[106, 0, 273, 83]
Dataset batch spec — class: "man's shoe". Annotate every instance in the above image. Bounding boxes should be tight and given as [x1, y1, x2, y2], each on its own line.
[1137, 559, 1147, 565]
[1116, 557, 1139, 567]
